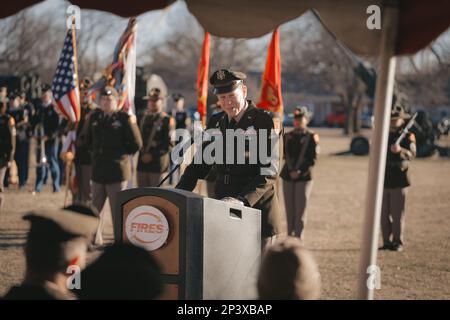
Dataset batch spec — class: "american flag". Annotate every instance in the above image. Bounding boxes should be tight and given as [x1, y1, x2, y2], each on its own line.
[51, 30, 80, 123]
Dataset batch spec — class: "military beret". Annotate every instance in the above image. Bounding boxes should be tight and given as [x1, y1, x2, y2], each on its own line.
[143, 87, 164, 101]
[209, 69, 246, 94]
[171, 93, 184, 102]
[23, 208, 99, 242]
[41, 84, 52, 93]
[101, 86, 119, 99]
[293, 106, 312, 119]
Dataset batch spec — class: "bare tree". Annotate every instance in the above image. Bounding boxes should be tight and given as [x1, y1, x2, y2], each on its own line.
[281, 20, 367, 135]
[0, 11, 64, 82]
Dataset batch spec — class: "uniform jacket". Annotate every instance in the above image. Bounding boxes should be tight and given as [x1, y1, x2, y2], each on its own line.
[75, 103, 97, 165]
[384, 128, 416, 189]
[0, 114, 16, 166]
[86, 110, 143, 184]
[280, 129, 318, 182]
[137, 112, 172, 173]
[32, 101, 61, 144]
[176, 101, 282, 237]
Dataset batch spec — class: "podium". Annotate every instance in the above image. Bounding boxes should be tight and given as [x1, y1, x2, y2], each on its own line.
[116, 187, 261, 299]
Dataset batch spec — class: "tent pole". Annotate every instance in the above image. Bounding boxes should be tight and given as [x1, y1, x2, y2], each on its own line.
[357, 3, 399, 300]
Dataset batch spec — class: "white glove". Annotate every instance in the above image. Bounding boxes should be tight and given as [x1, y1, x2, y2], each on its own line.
[221, 197, 244, 206]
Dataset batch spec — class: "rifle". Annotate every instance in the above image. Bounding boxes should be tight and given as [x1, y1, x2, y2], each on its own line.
[395, 112, 418, 146]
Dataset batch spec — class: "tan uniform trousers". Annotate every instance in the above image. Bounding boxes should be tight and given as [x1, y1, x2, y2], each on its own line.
[74, 164, 92, 204]
[92, 180, 128, 245]
[137, 172, 166, 188]
[381, 188, 407, 245]
[283, 180, 313, 240]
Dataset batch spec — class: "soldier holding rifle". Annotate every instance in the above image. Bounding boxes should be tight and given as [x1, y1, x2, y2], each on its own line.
[379, 101, 417, 252]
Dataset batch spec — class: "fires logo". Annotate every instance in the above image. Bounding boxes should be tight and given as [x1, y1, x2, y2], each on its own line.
[125, 205, 169, 251]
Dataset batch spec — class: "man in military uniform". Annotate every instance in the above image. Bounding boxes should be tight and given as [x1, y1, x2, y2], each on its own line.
[176, 69, 282, 248]
[3, 206, 99, 300]
[19, 91, 34, 187]
[8, 91, 30, 189]
[0, 100, 16, 212]
[280, 106, 319, 240]
[136, 88, 172, 187]
[379, 104, 416, 252]
[172, 93, 189, 130]
[32, 84, 62, 193]
[72, 77, 97, 204]
[85, 86, 142, 245]
[0, 85, 8, 108]
[170, 93, 190, 185]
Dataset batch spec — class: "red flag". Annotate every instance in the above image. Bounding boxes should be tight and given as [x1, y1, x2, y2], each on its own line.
[197, 32, 210, 120]
[257, 28, 283, 115]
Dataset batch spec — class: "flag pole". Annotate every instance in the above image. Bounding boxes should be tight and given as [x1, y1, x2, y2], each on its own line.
[356, 4, 399, 300]
[64, 16, 80, 207]
[71, 16, 80, 112]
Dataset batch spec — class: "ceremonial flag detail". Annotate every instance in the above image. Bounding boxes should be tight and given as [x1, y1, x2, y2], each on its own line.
[257, 28, 283, 115]
[90, 18, 137, 115]
[197, 31, 210, 120]
[51, 29, 80, 122]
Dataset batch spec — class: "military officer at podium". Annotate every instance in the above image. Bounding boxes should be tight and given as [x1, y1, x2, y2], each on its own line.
[137, 88, 172, 187]
[176, 69, 282, 248]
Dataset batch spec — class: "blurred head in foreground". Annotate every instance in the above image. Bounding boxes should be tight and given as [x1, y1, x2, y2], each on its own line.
[77, 243, 163, 300]
[257, 237, 321, 300]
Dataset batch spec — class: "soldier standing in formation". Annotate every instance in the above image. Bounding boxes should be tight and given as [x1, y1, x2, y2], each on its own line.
[379, 104, 416, 252]
[280, 106, 319, 240]
[8, 92, 30, 189]
[32, 85, 62, 193]
[136, 88, 172, 187]
[73, 77, 97, 204]
[85, 86, 142, 245]
[176, 69, 282, 248]
[0, 100, 16, 212]
[170, 93, 189, 185]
